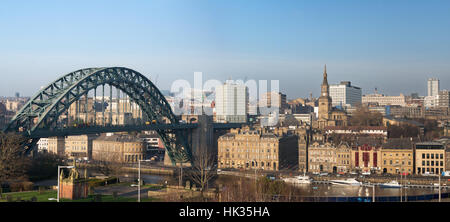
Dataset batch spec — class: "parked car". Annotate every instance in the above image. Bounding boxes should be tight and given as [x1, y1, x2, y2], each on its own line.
[266, 174, 276, 181]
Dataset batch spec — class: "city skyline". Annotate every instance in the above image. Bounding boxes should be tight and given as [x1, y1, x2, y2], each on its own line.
[2, 0, 450, 207]
[1, 0, 450, 99]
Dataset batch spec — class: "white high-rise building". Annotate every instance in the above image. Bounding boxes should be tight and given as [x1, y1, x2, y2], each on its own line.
[329, 81, 362, 108]
[215, 81, 248, 123]
[428, 78, 440, 97]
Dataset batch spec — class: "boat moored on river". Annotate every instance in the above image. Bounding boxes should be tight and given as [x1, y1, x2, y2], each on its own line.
[330, 178, 362, 186]
[283, 174, 312, 185]
[379, 180, 401, 188]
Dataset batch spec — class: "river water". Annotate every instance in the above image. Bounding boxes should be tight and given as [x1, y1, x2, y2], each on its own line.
[34, 172, 448, 200]
[290, 183, 445, 198]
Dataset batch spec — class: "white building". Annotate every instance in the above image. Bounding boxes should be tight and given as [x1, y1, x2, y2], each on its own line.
[428, 78, 440, 97]
[329, 81, 362, 108]
[215, 81, 248, 123]
[424, 95, 439, 108]
[37, 138, 49, 153]
[362, 93, 407, 106]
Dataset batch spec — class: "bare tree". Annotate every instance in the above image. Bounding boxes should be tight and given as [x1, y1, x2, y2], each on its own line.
[0, 132, 29, 183]
[349, 105, 383, 126]
[186, 148, 217, 196]
[91, 151, 124, 183]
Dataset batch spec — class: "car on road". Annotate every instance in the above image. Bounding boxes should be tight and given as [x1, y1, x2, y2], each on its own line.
[266, 174, 276, 181]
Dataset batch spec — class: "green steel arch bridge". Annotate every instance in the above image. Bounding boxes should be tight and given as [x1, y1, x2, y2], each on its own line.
[1, 67, 199, 164]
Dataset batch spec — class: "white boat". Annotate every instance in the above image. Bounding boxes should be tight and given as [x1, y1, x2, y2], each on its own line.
[283, 175, 311, 184]
[379, 180, 401, 188]
[330, 178, 362, 186]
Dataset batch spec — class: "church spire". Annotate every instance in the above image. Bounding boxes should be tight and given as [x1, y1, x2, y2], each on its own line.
[322, 64, 328, 86]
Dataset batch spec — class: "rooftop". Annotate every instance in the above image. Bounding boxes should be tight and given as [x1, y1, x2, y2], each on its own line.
[381, 138, 414, 150]
[94, 134, 144, 143]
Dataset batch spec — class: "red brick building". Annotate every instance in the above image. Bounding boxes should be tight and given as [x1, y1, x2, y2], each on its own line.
[351, 144, 382, 174]
[59, 167, 88, 200]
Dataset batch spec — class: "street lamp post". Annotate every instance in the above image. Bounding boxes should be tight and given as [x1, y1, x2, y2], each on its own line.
[400, 170, 403, 202]
[137, 159, 151, 202]
[439, 172, 441, 202]
[373, 184, 375, 202]
[392, 159, 408, 203]
[57, 165, 75, 202]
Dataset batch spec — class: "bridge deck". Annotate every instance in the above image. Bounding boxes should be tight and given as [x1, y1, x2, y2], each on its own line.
[26, 122, 245, 138]
[29, 123, 198, 138]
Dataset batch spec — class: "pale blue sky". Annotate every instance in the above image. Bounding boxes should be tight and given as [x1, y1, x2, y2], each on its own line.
[0, 0, 449, 99]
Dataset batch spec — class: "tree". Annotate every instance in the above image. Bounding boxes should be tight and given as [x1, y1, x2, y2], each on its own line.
[0, 132, 30, 183]
[349, 106, 383, 126]
[186, 148, 217, 197]
[91, 151, 124, 182]
[27, 152, 64, 181]
[388, 124, 419, 138]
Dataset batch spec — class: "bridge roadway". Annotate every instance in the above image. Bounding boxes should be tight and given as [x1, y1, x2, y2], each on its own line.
[26, 122, 244, 139]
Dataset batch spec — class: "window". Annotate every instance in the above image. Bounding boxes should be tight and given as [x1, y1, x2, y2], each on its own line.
[431, 154, 434, 159]
[427, 154, 430, 159]
[422, 153, 425, 159]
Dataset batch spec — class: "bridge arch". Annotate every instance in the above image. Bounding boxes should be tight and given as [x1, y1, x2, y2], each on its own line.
[3, 67, 191, 164]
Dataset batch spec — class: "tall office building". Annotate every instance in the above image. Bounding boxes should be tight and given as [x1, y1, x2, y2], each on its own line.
[329, 81, 362, 108]
[215, 81, 248, 123]
[428, 78, 439, 97]
[259, 91, 288, 114]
